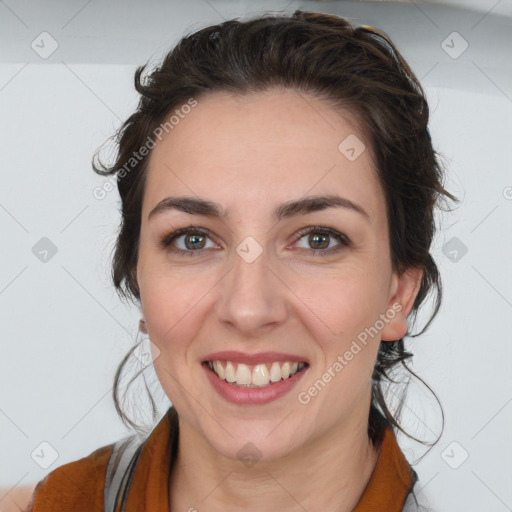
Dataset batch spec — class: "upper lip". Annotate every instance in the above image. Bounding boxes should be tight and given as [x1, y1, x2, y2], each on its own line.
[202, 351, 309, 365]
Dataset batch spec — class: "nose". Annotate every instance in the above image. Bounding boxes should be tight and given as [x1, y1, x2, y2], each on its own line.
[215, 244, 289, 338]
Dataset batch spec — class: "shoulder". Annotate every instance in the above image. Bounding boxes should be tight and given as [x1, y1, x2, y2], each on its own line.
[25, 443, 114, 512]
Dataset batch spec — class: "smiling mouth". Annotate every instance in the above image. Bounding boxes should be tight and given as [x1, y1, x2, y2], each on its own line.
[203, 360, 309, 388]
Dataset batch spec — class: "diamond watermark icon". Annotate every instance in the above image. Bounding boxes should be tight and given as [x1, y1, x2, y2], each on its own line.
[237, 442, 262, 468]
[31, 441, 59, 469]
[236, 236, 263, 263]
[441, 32, 468, 59]
[32, 237, 58, 263]
[442, 236, 468, 263]
[133, 337, 161, 365]
[338, 134, 365, 162]
[31, 32, 59, 59]
[441, 441, 469, 469]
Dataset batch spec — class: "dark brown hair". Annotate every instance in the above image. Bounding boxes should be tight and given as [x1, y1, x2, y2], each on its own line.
[93, 9, 458, 451]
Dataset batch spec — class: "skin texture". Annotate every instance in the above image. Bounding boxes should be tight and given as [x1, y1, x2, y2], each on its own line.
[0, 485, 36, 512]
[136, 88, 423, 512]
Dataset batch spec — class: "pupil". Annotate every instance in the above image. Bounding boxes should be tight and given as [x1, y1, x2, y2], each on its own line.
[186, 234, 205, 250]
[311, 234, 328, 249]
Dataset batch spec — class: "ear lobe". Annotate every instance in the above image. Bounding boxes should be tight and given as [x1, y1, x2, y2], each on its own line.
[139, 318, 148, 334]
[381, 266, 424, 342]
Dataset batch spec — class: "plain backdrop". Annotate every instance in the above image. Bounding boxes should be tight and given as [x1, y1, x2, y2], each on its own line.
[0, 1, 511, 511]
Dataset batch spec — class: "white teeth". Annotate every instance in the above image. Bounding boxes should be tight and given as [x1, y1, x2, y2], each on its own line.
[281, 361, 291, 379]
[225, 361, 236, 383]
[270, 362, 282, 382]
[235, 363, 252, 385]
[208, 359, 307, 387]
[252, 364, 270, 386]
[214, 361, 225, 380]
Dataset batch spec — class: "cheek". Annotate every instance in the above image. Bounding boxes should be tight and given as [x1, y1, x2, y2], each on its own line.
[293, 263, 387, 340]
[141, 271, 208, 400]
[290, 261, 389, 393]
[139, 267, 203, 348]
[297, 272, 384, 411]
[139, 259, 224, 366]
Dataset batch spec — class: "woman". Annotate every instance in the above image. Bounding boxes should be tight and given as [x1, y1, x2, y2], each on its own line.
[26, 9, 456, 512]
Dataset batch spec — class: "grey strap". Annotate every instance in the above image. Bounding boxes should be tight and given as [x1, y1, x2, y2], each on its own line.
[401, 472, 434, 512]
[104, 434, 144, 512]
[402, 490, 420, 512]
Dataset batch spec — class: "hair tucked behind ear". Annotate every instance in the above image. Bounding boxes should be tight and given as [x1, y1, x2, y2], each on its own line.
[93, 9, 458, 450]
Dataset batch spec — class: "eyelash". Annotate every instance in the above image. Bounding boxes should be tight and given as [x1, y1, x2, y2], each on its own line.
[159, 225, 351, 257]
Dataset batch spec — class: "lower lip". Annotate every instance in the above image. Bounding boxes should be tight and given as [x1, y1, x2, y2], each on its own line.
[202, 362, 308, 405]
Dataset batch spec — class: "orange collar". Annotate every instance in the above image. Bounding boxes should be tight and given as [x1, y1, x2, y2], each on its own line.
[123, 407, 416, 512]
[352, 425, 417, 511]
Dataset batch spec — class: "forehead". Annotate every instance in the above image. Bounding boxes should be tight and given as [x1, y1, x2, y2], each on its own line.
[143, 88, 384, 222]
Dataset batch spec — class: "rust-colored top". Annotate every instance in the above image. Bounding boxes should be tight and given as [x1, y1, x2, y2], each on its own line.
[26, 407, 417, 512]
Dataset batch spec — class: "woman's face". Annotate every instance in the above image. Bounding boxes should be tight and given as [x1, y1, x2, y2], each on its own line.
[136, 88, 421, 462]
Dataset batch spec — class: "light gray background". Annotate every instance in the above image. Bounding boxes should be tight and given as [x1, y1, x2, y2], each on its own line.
[0, 1, 511, 511]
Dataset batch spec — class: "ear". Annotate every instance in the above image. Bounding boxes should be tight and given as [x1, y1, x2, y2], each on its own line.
[137, 298, 148, 334]
[380, 266, 424, 342]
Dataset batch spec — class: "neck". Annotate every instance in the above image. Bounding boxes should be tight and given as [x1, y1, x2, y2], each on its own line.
[169, 404, 382, 512]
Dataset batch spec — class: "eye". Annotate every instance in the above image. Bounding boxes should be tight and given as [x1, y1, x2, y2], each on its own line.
[160, 226, 217, 256]
[292, 226, 350, 256]
[160, 225, 350, 257]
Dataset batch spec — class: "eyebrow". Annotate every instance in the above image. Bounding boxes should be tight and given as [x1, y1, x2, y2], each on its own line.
[148, 194, 370, 222]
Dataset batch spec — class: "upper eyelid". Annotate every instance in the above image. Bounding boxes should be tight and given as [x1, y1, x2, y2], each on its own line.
[293, 226, 350, 244]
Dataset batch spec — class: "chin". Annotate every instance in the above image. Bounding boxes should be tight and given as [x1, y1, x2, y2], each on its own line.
[196, 416, 306, 464]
